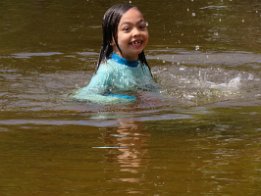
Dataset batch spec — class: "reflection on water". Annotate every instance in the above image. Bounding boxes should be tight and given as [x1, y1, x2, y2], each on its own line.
[100, 119, 149, 185]
[0, 0, 261, 195]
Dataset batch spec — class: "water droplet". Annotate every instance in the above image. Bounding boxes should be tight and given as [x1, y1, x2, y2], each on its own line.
[192, 12, 196, 17]
[129, 0, 132, 3]
[241, 19, 245, 23]
[195, 45, 200, 51]
[219, 18, 222, 22]
[187, 8, 190, 12]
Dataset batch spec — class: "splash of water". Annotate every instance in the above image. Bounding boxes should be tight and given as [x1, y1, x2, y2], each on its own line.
[153, 65, 257, 105]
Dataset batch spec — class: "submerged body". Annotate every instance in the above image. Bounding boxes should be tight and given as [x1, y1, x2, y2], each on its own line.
[73, 53, 158, 104]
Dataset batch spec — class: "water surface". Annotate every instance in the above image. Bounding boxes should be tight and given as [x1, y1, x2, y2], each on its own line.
[0, 0, 261, 195]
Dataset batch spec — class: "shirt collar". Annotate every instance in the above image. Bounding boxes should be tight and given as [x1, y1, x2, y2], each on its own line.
[110, 53, 139, 67]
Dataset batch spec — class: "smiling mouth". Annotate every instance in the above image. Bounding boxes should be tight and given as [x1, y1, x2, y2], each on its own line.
[130, 40, 143, 48]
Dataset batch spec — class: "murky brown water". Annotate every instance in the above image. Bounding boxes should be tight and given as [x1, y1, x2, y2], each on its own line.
[1, 0, 261, 195]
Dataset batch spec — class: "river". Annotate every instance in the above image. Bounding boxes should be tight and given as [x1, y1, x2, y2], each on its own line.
[0, 0, 261, 195]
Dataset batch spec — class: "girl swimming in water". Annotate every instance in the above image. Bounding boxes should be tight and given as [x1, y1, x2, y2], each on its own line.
[73, 3, 158, 104]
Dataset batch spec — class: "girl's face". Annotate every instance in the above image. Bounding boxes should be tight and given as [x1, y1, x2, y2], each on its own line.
[113, 7, 149, 61]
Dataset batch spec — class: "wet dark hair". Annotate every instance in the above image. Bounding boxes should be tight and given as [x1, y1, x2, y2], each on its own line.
[96, 3, 151, 73]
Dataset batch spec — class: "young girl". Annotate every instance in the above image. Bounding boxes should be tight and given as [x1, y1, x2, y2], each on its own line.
[73, 3, 158, 104]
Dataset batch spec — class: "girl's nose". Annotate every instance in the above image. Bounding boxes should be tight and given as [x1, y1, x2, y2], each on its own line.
[132, 27, 141, 36]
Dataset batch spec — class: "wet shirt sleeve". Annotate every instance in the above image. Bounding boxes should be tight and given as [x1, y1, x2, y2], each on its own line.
[72, 63, 136, 104]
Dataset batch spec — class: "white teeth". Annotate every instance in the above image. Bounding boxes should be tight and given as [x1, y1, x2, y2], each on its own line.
[132, 40, 142, 44]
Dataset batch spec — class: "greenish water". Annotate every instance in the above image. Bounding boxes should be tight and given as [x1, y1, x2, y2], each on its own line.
[1, 0, 261, 195]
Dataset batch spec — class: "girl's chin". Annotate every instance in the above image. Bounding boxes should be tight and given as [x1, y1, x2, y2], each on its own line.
[130, 48, 144, 55]
[122, 48, 145, 60]
[130, 44, 144, 51]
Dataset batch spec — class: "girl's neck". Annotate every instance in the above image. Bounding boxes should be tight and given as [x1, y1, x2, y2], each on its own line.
[111, 53, 139, 67]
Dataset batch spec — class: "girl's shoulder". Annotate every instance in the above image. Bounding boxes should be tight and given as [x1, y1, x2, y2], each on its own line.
[106, 58, 133, 71]
[96, 60, 115, 73]
[97, 56, 147, 74]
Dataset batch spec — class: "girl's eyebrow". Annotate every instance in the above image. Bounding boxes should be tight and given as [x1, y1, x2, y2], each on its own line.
[120, 19, 146, 26]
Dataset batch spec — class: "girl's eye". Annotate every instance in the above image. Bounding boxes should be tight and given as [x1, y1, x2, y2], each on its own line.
[139, 21, 148, 30]
[122, 26, 131, 32]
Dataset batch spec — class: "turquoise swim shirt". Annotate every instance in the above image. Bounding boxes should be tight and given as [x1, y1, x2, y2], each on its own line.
[73, 53, 158, 104]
